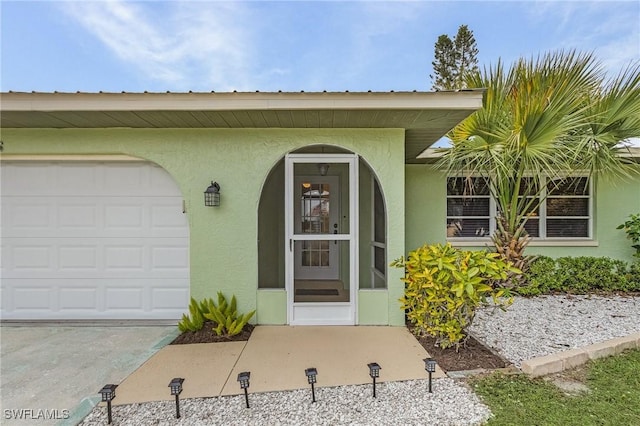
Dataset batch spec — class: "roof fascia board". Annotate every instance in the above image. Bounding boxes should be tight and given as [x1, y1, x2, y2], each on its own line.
[1, 91, 484, 112]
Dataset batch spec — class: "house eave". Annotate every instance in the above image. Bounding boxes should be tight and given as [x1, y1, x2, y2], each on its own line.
[0, 90, 484, 162]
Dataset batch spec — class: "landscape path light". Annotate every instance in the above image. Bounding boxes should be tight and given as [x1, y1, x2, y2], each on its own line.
[305, 367, 318, 403]
[98, 384, 118, 424]
[423, 357, 437, 393]
[169, 378, 184, 419]
[367, 362, 381, 398]
[237, 371, 251, 408]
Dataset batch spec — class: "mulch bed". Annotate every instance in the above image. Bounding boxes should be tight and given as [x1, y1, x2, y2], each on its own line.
[411, 330, 511, 372]
[170, 321, 254, 345]
[170, 320, 509, 373]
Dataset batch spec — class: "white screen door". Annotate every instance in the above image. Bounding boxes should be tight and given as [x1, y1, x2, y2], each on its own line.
[285, 153, 358, 325]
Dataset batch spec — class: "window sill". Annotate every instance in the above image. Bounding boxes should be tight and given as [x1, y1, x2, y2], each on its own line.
[448, 239, 599, 247]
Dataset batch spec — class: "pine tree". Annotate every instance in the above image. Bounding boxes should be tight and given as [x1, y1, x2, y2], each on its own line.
[453, 25, 479, 88]
[430, 25, 479, 90]
[431, 35, 456, 91]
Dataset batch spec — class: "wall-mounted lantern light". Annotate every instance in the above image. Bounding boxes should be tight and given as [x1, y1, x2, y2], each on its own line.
[168, 377, 184, 418]
[305, 367, 318, 403]
[317, 163, 329, 176]
[423, 357, 437, 393]
[98, 384, 118, 424]
[204, 181, 221, 207]
[367, 362, 381, 398]
[237, 371, 251, 408]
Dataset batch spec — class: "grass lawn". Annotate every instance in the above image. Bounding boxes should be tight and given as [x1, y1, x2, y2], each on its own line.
[471, 349, 640, 426]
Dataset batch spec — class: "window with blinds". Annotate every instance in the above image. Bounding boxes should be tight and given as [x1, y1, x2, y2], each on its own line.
[446, 176, 591, 239]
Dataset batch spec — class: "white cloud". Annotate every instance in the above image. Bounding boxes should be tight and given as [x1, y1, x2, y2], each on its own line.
[526, 1, 639, 75]
[61, 0, 253, 90]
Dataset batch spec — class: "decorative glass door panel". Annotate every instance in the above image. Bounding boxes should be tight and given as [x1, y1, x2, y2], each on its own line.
[294, 176, 339, 280]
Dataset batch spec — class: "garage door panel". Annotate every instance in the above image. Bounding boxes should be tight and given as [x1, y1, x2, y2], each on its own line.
[3, 201, 52, 231]
[12, 286, 52, 311]
[3, 238, 187, 279]
[59, 288, 98, 310]
[2, 278, 188, 319]
[1, 163, 55, 195]
[56, 163, 99, 193]
[3, 197, 185, 238]
[106, 287, 144, 310]
[12, 245, 54, 270]
[151, 287, 190, 309]
[1, 161, 189, 320]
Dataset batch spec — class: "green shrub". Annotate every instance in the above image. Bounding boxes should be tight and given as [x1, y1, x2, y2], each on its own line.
[392, 243, 518, 349]
[203, 292, 256, 337]
[520, 256, 640, 295]
[177, 297, 206, 332]
[617, 213, 640, 259]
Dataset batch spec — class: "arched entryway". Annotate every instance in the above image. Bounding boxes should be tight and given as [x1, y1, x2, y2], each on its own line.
[258, 145, 387, 325]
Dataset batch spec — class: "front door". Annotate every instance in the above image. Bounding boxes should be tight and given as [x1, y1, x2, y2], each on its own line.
[285, 153, 358, 325]
[293, 175, 340, 281]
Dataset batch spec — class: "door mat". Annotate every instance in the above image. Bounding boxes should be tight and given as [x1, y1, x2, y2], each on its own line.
[295, 289, 340, 296]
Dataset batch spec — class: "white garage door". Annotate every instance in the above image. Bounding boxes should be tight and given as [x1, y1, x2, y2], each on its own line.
[1, 161, 189, 320]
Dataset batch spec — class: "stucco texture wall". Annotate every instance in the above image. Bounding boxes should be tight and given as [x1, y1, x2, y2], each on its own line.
[3, 128, 406, 324]
[405, 164, 640, 262]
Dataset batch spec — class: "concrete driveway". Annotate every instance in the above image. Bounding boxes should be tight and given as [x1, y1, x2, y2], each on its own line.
[0, 325, 177, 426]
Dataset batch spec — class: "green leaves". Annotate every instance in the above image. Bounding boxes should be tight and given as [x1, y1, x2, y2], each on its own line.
[617, 213, 640, 259]
[440, 50, 640, 268]
[178, 293, 255, 338]
[203, 292, 256, 337]
[177, 297, 205, 333]
[395, 243, 517, 349]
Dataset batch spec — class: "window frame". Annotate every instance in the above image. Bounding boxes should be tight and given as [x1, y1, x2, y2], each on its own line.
[445, 175, 593, 241]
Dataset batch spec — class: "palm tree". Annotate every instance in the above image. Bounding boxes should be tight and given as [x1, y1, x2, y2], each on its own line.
[438, 50, 640, 275]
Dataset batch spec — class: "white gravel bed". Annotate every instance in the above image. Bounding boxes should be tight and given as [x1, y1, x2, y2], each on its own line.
[79, 378, 490, 426]
[470, 295, 640, 367]
[78, 294, 640, 425]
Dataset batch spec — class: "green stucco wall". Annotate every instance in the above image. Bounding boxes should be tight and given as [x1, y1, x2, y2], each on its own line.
[405, 164, 640, 262]
[3, 128, 406, 325]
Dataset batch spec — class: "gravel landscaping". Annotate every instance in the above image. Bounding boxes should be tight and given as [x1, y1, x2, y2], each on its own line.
[470, 295, 640, 367]
[80, 379, 489, 426]
[79, 295, 640, 425]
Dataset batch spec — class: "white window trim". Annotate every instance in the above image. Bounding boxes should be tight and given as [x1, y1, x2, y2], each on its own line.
[446, 175, 594, 243]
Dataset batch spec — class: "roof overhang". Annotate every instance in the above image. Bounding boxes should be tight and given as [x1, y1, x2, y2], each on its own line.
[0, 90, 484, 162]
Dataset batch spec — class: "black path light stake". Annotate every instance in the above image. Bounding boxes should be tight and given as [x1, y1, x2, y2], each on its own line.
[367, 362, 381, 398]
[98, 384, 118, 424]
[305, 367, 318, 403]
[424, 357, 437, 393]
[237, 371, 251, 408]
[169, 378, 185, 419]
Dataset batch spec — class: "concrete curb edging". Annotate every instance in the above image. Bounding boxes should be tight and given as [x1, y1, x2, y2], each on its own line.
[521, 332, 640, 377]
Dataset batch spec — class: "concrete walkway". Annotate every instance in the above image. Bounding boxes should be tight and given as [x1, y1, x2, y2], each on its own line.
[0, 325, 177, 426]
[113, 326, 445, 405]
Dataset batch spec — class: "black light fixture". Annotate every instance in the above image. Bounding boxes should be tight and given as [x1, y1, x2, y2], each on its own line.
[423, 357, 437, 393]
[305, 367, 318, 403]
[204, 181, 221, 207]
[168, 378, 184, 418]
[237, 371, 251, 408]
[98, 384, 118, 424]
[367, 362, 381, 398]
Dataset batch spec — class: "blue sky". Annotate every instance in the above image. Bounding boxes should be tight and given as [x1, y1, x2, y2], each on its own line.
[1, 0, 639, 93]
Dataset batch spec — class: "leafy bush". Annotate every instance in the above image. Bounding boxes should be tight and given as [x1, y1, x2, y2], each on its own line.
[392, 243, 518, 349]
[519, 256, 640, 295]
[177, 297, 206, 332]
[617, 213, 640, 259]
[203, 292, 256, 337]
